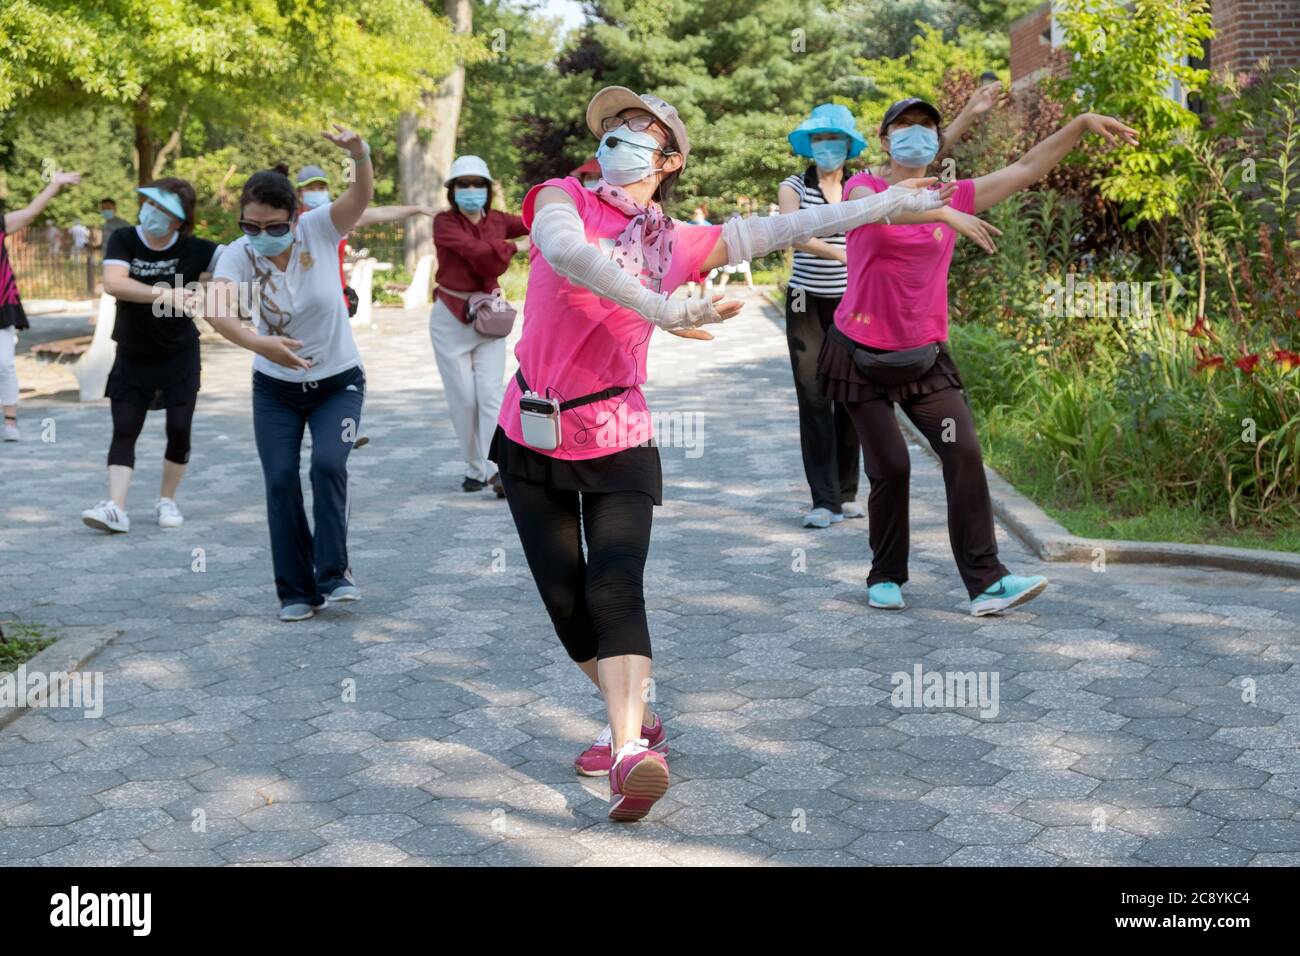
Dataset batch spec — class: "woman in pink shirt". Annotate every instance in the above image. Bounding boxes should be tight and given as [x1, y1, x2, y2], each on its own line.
[818, 97, 1137, 618]
[492, 86, 999, 821]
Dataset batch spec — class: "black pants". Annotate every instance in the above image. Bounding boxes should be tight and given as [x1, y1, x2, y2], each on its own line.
[785, 289, 861, 511]
[108, 398, 195, 469]
[499, 471, 654, 662]
[845, 385, 1008, 598]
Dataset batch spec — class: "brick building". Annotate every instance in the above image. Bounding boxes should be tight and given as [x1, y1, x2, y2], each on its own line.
[1009, 0, 1300, 91]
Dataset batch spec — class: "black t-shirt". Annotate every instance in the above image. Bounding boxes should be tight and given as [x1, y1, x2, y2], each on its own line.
[106, 227, 220, 358]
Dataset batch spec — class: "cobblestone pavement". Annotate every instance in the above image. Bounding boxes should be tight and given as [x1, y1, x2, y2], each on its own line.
[2, 287, 1298, 866]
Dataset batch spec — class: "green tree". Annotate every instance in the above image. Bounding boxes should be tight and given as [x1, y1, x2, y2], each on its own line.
[0, 0, 481, 185]
[1050, 0, 1213, 224]
[457, 0, 566, 207]
[851, 21, 1000, 145]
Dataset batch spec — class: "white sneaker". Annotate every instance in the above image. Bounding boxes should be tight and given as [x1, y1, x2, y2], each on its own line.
[2, 420, 17, 442]
[841, 500, 866, 519]
[157, 497, 184, 528]
[82, 500, 129, 533]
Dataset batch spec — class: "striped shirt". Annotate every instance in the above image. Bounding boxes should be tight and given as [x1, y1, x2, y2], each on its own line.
[781, 168, 847, 297]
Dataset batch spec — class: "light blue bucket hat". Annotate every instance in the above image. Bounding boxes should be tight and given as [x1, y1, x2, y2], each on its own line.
[787, 103, 867, 160]
[136, 186, 186, 222]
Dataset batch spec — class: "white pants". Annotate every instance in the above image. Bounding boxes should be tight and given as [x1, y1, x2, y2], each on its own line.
[0, 327, 18, 407]
[428, 297, 507, 483]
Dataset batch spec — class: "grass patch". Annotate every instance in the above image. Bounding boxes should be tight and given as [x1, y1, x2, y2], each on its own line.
[0, 621, 56, 672]
[979, 427, 1300, 553]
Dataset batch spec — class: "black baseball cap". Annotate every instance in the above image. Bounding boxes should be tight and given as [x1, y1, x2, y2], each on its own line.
[879, 98, 943, 135]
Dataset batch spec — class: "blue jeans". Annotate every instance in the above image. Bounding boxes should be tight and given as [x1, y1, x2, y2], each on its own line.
[252, 365, 365, 606]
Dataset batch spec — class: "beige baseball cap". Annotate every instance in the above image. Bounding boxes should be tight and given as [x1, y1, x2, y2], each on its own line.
[586, 86, 691, 160]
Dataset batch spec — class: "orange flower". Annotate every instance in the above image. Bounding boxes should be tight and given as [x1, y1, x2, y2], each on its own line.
[1187, 315, 1210, 338]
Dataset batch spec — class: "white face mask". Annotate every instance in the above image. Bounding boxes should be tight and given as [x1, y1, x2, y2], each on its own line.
[596, 125, 665, 187]
[301, 190, 330, 210]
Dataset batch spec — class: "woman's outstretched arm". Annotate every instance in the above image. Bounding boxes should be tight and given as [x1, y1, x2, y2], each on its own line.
[844, 185, 1003, 254]
[530, 186, 742, 331]
[972, 113, 1138, 214]
[701, 179, 949, 273]
[3, 171, 81, 234]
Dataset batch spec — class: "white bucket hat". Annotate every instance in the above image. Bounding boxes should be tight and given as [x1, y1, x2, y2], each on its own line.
[447, 155, 493, 183]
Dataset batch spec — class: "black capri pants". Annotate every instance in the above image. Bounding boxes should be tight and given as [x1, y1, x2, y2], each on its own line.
[108, 398, 196, 469]
[499, 471, 654, 662]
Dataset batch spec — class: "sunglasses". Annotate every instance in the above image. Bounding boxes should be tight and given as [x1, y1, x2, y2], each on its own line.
[238, 219, 294, 238]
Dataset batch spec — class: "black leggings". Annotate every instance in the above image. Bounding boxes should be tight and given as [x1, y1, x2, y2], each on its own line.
[499, 472, 654, 662]
[785, 289, 861, 510]
[108, 398, 195, 469]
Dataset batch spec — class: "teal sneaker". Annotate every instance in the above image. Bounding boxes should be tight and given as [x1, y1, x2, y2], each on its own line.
[868, 582, 905, 610]
[970, 574, 1048, 617]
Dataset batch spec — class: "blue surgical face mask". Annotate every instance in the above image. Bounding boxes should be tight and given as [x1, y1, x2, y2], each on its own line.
[139, 203, 175, 238]
[101, 209, 116, 221]
[810, 138, 849, 172]
[454, 187, 488, 213]
[249, 228, 295, 258]
[887, 124, 939, 167]
[583, 179, 601, 191]
[596, 125, 664, 187]
[301, 190, 330, 210]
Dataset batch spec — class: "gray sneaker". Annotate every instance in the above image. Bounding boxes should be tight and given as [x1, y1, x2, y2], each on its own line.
[278, 603, 317, 622]
[326, 585, 361, 603]
[801, 507, 844, 529]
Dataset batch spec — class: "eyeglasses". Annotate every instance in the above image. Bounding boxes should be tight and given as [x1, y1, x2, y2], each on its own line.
[601, 114, 659, 133]
[238, 219, 294, 238]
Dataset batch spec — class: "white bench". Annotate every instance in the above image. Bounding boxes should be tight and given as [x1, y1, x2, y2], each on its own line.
[73, 292, 118, 402]
[348, 258, 392, 328]
[401, 253, 435, 310]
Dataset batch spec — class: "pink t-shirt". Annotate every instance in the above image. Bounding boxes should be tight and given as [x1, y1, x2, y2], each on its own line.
[833, 174, 976, 350]
[499, 177, 722, 460]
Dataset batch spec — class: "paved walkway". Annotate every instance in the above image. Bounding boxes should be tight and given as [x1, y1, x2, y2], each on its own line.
[2, 287, 1298, 866]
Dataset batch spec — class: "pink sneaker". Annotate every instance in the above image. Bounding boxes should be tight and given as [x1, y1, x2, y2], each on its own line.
[574, 714, 668, 777]
[608, 739, 669, 822]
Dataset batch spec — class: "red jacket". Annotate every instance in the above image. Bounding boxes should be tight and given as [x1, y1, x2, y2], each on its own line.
[433, 208, 527, 322]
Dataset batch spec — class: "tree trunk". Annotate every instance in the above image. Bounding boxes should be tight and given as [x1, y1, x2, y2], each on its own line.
[133, 91, 153, 188]
[151, 107, 188, 180]
[399, 0, 471, 272]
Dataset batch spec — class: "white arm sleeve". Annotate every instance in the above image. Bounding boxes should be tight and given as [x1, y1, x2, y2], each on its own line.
[720, 184, 944, 265]
[531, 201, 723, 331]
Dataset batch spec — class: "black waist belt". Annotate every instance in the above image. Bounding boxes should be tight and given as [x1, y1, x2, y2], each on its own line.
[515, 369, 627, 411]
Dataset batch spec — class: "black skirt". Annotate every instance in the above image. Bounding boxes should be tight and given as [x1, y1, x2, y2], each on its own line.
[0, 302, 28, 331]
[489, 426, 663, 505]
[106, 344, 201, 410]
[816, 329, 965, 404]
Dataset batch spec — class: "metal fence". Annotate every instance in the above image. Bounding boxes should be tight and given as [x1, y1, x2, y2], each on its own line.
[347, 223, 406, 272]
[5, 222, 414, 301]
[5, 229, 101, 300]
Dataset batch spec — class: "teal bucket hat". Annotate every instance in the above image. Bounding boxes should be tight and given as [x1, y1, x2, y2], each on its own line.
[136, 186, 186, 222]
[787, 103, 867, 160]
